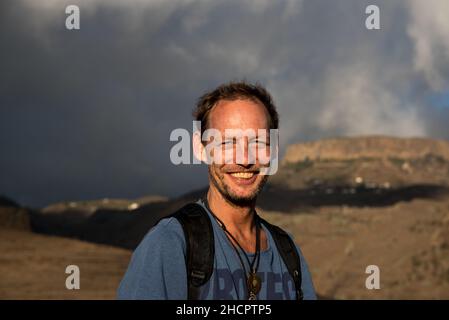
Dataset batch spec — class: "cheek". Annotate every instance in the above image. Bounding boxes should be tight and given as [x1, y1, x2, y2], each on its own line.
[255, 174, 265, 184]
[211, 165, 225, 179]
[256, 146, 271, 166]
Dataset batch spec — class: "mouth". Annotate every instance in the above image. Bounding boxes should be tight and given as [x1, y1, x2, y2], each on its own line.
[226, 171, 259, 186]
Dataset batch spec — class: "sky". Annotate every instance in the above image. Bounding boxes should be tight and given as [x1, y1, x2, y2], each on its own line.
[1, 0, 449, 208]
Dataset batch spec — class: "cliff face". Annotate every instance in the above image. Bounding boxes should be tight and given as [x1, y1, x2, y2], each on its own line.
[282, 136, 449, 164]
[269, 136, 449, 191]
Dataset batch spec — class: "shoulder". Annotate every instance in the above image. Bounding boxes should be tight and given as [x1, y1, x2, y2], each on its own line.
[117, 216, 188, 299]
[137, 216, 186, 253]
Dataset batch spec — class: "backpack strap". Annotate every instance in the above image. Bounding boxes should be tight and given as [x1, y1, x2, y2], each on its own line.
[165, 202, 303, 300]
[171, 203, 214, 300]
[258, 216, 304, 300]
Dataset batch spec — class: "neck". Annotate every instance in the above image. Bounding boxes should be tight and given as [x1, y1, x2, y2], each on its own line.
[206, 187, 256, 238]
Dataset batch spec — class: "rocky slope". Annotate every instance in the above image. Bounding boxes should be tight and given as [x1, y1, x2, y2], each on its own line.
[271, 136, 449, 191]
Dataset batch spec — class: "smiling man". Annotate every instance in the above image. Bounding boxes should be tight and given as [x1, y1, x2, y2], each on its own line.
[117, 82, 316, 300]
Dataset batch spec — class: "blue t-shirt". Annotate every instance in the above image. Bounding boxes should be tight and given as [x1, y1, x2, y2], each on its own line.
[117, 199, 316, 300]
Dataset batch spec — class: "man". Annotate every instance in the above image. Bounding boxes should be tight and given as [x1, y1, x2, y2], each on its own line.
[117, 82, 316, 300]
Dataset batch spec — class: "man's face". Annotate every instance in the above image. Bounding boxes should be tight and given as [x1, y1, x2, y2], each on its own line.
[206, 98, 271, 206]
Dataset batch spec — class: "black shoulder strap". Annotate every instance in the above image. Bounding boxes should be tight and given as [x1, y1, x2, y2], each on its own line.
[166, 202, 303, 300]
[258, 216, 304, 300]
[171, 203, 214, 300]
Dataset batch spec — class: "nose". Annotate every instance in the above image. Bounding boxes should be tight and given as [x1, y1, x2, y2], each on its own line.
[234, 137, 256, 166]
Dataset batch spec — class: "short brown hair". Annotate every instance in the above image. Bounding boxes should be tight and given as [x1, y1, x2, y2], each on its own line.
[193, 81, 279, 135]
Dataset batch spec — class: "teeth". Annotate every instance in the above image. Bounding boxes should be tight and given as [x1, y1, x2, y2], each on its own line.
[230, 172, 255, 179]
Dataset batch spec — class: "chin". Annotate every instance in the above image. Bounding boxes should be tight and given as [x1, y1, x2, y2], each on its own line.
[226, 187, 260, 203]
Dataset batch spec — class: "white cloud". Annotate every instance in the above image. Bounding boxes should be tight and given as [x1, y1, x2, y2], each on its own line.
[318, 62, 425, 137]
[3, 0, 449, 205]
[407, 0, 449, 91]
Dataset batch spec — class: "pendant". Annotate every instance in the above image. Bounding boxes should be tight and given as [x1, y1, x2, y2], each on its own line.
[247, 272, 261, 298]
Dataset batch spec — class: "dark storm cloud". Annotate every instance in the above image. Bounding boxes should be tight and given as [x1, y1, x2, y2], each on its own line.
[1, 0, 448, 207]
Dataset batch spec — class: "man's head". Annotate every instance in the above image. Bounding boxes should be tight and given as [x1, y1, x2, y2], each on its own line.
[193, 81, 279, 206]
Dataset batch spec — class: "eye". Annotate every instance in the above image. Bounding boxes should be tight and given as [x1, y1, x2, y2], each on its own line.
[221, 140, 235, 148]
[249, 140, 269, 148]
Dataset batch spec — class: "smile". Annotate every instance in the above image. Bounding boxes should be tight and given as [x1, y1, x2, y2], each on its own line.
[229, 172, 255, 179]
[226, 171, 259, 186]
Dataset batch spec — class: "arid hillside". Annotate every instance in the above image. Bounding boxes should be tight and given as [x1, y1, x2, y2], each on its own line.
[273, 136, 449, 190]
[283, 136, 449, 164]
[0, 228, 130, 299]
[259, 195, 449, 299]
[1, 135, 449, 299]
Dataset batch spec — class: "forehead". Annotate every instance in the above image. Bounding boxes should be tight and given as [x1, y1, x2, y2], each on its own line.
[208, 98, 269, 130]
